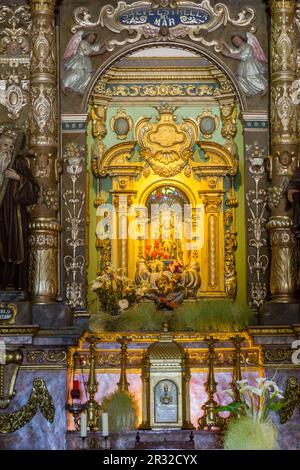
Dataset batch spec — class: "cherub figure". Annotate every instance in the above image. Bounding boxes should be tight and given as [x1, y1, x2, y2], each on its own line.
[62, 32, 105, 94]
[221, 33, 268, 97]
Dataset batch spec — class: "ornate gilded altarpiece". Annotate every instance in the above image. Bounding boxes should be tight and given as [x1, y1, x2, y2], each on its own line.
[58, 0, 271, 312]
[1, 0, 300, 452]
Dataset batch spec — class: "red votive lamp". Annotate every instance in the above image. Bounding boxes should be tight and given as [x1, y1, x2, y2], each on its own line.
[73, 380, 79, 390]
[71, 380, 80, 400]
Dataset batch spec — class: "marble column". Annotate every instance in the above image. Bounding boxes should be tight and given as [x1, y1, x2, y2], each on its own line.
[28, 0, 59, 304]
[268, 0, 298, 301]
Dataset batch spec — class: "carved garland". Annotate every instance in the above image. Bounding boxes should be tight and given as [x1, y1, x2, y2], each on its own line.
[0, 378, 55, 434]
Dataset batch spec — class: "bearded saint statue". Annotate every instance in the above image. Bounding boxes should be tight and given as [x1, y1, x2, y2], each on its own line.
[0, 129, 39, 291]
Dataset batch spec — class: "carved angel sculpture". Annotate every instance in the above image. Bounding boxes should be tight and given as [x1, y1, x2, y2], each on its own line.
[62, 31, 105, 94]
[221, 33, 268, 97]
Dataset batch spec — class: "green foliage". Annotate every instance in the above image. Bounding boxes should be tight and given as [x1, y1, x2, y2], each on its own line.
[171, 300, 253, 332]
[89, 299, 254, 333]
[101, 390, 139, 433]
[223, 416, 278, 450]
[89, 302, 170, 332]
[217, 402, 242, 415]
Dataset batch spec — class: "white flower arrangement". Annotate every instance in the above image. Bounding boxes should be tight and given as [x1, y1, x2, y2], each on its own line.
[222, 377, 284, 423]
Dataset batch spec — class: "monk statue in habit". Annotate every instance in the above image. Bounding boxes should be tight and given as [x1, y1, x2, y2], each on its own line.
[0, 130, 39, 292]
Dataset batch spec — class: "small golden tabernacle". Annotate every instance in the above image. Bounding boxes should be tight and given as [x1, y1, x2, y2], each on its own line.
[140, 323, 194, 430]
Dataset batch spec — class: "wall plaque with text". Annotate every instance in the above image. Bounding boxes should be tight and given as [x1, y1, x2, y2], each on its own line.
[0, 303, 17, 324]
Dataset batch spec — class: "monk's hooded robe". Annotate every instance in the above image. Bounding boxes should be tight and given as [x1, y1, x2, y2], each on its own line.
[0, 154, 39, 290]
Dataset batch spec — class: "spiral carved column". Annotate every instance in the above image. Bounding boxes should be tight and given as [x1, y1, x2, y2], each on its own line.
[28, 0, 59, 304]
[268, 0, 298, 302]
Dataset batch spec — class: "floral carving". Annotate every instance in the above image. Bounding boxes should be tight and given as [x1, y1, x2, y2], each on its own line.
[62, 143, 86, 309]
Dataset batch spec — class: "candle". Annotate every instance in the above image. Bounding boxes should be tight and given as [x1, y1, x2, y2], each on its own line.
[102, 412, 109, 437]
[80, 411, 87, 438]
[73, 380, 79, 390]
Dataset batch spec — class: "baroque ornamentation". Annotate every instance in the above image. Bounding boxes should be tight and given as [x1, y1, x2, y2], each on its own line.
[246, 143, 269, 311]
[75, 347, 260, 369]
[71, 1, 256, 53]
[105, 82, 233, 98]
[267, 217, 298, 299]
[110, 108, 133, 140]
[271, 0, 296, 74]
[0, 5, 31, 120]
[135, 104, 198, 177]
[27, 349, 67, 364]
[31, 18, 55, 74]
[31, 84, 56, 137]
[62, 143, 86, 309]
[197, 108, 219, 140]
[32, 154, 52, 178]
[269, 0, 298, 301]
[279, 377, 300, 424]
[271, 84, 297, 144]
[220, 100, 237, 155]
[264, 347, 293, 363]
[224, 208, 237, 299]
[0, 349, 23, 409]
[29, 0, 59, 304]
[28, 220, 59, 303]
[91, 104, 107, 177]
[0, 378, 55, 434]
[38, 185, 59, 210]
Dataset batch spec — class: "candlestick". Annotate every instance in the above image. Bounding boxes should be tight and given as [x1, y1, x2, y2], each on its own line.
[102, 412, 109, 437]
[80, 411, 87, 438]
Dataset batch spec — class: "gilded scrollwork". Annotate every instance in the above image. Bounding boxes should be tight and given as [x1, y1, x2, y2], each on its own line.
[219, 100, 237, 156]
[224, 208, 237, 299]
[0, 378, 55, 434]
[264, 348, 292, 363]
[27, 349, 67, 364]
[71, 1, 255, 53]
[74, 347, 260, 369]
[135, 104, 198, 177]
[91, 104, 107, 177]
[110, 108, 133, 140]
[106, 82, 233, 98]
[62, 143, 86, 309]
[279, 377, 300, 424]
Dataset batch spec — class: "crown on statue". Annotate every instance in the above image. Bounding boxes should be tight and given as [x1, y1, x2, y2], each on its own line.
[0, 123, 21, 141]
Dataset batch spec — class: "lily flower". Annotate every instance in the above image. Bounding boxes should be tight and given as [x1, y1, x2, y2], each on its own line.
[222, 389, 235, 398]
[245, 385, 262, 396]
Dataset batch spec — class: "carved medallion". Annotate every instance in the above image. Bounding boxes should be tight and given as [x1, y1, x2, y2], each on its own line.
[135, 104, 198, 177]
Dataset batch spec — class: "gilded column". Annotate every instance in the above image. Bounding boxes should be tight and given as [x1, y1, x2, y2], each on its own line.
[28, 0, 59, 303]
[268, 0, 298, 301]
